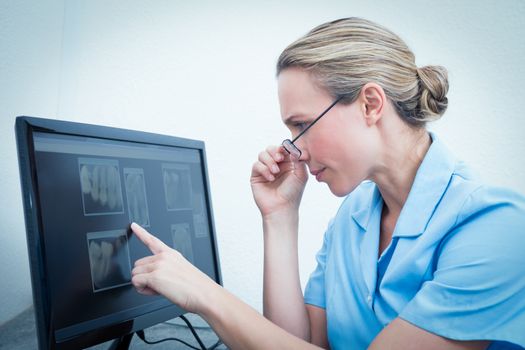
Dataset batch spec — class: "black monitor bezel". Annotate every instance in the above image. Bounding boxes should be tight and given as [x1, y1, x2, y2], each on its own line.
[15, 116, 223, 349]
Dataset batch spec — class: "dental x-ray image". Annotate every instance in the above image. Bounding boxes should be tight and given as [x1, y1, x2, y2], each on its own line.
[124, 168, 150, 227]
[192, 193, 209, 238]
[79, 158, 124, 216]
[171, 223, 194, 263]
[162, 163, 192, 211]
[87, 229, 132, 293]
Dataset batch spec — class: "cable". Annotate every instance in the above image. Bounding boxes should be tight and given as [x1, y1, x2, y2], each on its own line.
[179, 315, 207, 350]
[164, 320, 213, 330]
[207, 339, 223, 350]
[136, 329, 202, 350]
[136, 315, 224, 350]
[137, 330, 222, 350]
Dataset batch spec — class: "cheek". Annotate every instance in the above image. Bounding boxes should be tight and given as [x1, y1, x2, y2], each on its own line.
[324, 160, 369, 197]
[315, 134, 375, 194]
[338, 139, 375, 180]
[308, 140, 336, 162]
[305, 128, 341, 160]
[309, 125, 369, 167]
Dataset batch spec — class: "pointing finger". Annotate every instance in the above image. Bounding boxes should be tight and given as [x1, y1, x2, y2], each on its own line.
[131, 222, 168, 254]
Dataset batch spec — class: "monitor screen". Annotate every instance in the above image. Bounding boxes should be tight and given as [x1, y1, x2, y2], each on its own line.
[15, 116, 222, 349]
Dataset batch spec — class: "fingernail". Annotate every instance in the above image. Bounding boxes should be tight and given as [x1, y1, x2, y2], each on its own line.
[269, 174, 275, 181]
[271, 165, 279, 174]
[275, 153, 283, 161]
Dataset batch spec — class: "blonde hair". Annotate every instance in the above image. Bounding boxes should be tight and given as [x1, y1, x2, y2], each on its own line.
[277, 18, 449, 127]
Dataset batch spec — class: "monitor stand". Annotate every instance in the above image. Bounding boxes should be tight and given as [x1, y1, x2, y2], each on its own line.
[108, 333, 134, 350]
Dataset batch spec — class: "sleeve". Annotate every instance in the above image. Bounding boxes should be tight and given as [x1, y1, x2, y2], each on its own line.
[303, 218, 335, 309]
[399, 187, 525, 348]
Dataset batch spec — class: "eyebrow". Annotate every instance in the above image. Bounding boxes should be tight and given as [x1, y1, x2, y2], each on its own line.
[283, 114, 308, 126]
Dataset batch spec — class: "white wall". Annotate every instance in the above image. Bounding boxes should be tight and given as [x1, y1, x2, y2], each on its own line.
[0, 0, 65, 325]
[1, 0, 524, 325]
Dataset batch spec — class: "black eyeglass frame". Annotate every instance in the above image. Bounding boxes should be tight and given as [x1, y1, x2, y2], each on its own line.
[282, 95, 345, 159]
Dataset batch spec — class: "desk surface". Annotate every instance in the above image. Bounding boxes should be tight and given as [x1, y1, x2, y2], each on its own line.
[0, 307, 228, 350]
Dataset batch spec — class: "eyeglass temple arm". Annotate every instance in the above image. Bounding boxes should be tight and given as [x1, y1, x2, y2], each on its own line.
[290, 96, 345, 143]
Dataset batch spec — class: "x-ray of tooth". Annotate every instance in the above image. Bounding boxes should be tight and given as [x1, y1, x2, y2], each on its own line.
[124, 168, 150, 227]
[171, 223, 194, 263]
[193, 215, 208, 239]
[162, 163, 192, 211]
[192, 193, 209, 238]
[79, 158, 124, 216]
[86, 230, 132, 293]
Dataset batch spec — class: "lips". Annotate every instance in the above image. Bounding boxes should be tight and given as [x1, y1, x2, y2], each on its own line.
[310, 168, 326, 181]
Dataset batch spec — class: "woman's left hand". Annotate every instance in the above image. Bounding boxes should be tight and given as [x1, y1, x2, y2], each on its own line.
[130, 223, 216, 314]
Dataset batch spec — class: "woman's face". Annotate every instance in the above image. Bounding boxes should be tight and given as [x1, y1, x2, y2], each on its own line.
[278, 68, 378, 196]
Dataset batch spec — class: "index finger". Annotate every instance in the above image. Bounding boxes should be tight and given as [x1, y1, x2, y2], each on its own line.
[131, 222, 168, 254]
[266, 145, 287, 162]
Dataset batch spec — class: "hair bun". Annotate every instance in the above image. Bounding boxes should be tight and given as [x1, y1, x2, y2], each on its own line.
[417, 65, 449, 120]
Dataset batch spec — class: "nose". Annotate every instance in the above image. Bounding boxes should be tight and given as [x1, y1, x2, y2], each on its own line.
[299, 150, 309, 162]
[294, 139, 310, 162]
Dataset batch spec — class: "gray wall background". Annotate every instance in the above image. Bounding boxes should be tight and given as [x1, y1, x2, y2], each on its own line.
[1, 0, 524, 325]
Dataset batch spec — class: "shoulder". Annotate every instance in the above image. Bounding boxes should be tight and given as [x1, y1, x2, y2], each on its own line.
[439, 184, 525, 271]
[455, 184, 525, 225]
[436, 156, 525, 231]
[406, 185, 525, 347]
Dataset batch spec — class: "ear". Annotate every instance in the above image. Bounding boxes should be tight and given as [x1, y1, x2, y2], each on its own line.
[358, 83, 386, 126]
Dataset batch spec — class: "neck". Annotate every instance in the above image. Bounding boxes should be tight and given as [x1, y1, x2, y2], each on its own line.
[370, 128, 431, 217]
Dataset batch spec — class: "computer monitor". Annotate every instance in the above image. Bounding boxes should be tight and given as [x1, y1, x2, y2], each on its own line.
[15, 116, 222, 349]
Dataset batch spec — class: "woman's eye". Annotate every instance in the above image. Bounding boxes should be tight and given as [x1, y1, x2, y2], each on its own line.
[294, 122, 307, 130]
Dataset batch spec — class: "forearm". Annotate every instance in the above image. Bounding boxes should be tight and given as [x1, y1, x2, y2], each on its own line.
[262, 210, 310, 341]
[200, 284, 320, 350]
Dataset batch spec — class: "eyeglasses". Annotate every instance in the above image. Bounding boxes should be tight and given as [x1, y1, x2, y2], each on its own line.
[282, 95, 345, 160]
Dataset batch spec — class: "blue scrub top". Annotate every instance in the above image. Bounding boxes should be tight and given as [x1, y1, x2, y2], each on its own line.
[304, 133, 525, 349]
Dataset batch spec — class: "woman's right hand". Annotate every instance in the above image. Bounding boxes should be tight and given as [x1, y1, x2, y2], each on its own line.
[250, 145, 308, 218]
[130, 223, 216, 314]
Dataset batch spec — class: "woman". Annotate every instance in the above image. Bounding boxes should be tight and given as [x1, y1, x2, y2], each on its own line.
[131, 18, 525, 349]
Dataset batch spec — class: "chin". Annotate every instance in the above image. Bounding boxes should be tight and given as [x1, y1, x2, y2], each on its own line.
[326, 181, 355, 197]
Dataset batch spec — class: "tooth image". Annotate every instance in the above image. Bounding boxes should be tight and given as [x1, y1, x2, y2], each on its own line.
[134, 197, 142, 224]
[80, 165, 92, 194]
[164, 171, 173, 209]
[171, 172, 180, 207]
[132, 175, 139, 220]
[127, 175, 136, 216]
[131, 194, 137, 221]
[137, 175, 147, 225]
[107, 166, 118, 209]
[126, 171, 148, 226]
[98, 166, 108, 206]
[88, 240, 103, 282]
[100, 241, 113, 278]
[89, 240, 112, 287]
[171, 223, 193, 263]
[91, 165, 100, 202]
[171, 172, 180, 189]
